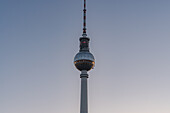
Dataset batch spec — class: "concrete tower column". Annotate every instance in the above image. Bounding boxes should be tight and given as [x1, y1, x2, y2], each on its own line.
[80, 70, 88, 113]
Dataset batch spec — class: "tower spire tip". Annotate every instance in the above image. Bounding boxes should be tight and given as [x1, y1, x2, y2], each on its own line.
[82, 0, 87, 36]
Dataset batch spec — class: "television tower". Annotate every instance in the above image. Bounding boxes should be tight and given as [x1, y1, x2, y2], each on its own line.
[74, 0, 95, 113]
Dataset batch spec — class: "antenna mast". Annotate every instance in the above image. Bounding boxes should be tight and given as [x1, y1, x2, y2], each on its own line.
[82, 0, 87, 37]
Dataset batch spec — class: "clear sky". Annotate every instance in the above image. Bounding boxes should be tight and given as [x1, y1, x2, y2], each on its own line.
[1, 0, 170, 113]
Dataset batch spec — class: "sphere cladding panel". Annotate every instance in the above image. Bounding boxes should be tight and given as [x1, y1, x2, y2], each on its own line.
[74, 52, 95, 71]
[74, 52, 95, 62]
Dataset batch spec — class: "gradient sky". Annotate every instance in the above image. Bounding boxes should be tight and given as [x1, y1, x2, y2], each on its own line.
[1, 0, 170, 113]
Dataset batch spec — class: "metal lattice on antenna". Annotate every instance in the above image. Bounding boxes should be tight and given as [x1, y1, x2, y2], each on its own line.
[82, 0, 87, 37]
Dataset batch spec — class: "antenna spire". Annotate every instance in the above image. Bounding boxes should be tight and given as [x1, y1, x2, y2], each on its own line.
[82, 0, 87, 37]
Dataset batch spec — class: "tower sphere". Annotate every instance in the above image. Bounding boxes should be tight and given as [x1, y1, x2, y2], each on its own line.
[74, 52, 95, 71]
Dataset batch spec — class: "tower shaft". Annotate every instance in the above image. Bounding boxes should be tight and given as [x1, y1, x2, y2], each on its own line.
[80, 70, 88, 113]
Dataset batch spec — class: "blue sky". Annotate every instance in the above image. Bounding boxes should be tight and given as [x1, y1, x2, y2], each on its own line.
[1, 0, 170, 113]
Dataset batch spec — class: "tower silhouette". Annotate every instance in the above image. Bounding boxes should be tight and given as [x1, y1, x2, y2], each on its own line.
[74, 0, 95, 113]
